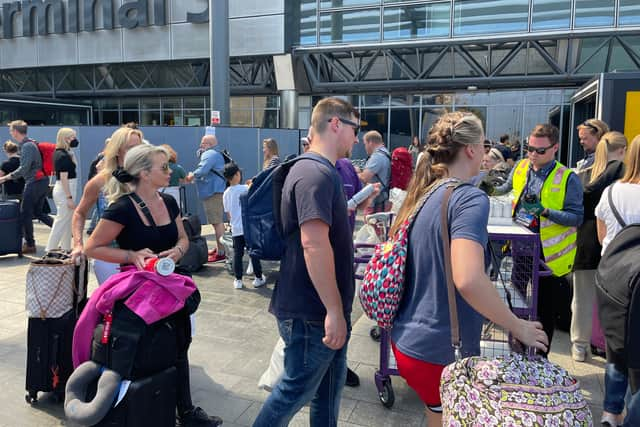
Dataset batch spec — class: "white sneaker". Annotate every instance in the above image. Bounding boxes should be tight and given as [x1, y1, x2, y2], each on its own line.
[252, 275, 267, 288]
[601, 412, 621, 426]
[572, 345, 587, 362]
[233, 279, 243, 289]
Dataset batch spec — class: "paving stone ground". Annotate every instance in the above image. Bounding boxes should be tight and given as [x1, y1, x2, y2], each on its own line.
[0, 223, 605, 426]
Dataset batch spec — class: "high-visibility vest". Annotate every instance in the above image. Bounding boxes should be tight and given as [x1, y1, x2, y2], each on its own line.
[512, 159, 577, 277]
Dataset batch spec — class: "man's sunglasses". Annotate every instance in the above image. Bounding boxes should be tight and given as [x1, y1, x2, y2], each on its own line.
[328, 117, 360, 136]
[526, 145, 555, 155]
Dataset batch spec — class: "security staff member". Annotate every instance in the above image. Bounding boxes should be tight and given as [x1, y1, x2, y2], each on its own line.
[495, 124, 583, 354]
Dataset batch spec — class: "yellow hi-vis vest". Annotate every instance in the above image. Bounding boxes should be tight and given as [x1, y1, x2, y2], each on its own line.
[511, 159, 577, 277]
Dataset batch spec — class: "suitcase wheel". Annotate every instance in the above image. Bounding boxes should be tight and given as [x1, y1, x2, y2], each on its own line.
[378, 378, 395, 409]
[25, 391, 38, 404]
[369, 326, 381, 342]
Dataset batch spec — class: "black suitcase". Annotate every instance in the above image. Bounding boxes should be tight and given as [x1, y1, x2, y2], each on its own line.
[25, 309, 76, 403]
[25, 255, 88, 404]
[0, 193, 22, 257]
[92, 366, 177, 427]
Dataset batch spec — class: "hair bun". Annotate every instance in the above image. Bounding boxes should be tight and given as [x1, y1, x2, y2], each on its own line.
[112, 167, 135, 183]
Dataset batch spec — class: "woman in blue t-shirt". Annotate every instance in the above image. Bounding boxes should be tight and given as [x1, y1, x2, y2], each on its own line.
[389, 112, 549, 426]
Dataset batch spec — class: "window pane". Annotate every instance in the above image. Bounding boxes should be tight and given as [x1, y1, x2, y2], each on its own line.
[531, 0, 571, 30]
[184, 110, 205, 126]
[230, 97, 252, 109]
[255, 109, 279, 128]
[320, 0, 380, 8]
[141, 98, 160, 109]
[300, 0, 318, 45]
[101, 111, 119, 126]
[620, 0, 640, 26]
[162, 110, 182, 126]
[184, 97, 204, 109]
[574, 0, 615, 28]
[161, 97, 181, 109]
[320, 9, 381, 44]
[230, 110, 252, 127]
[121, 99, 138, 110]
[141, 110, 160, 126]
[454, 0, 529, 36]
[122, 110, 139, 125]
[383, 3, 450, 40]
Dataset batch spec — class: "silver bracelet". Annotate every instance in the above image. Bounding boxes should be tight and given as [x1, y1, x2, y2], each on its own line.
[175, 246, 185, 256]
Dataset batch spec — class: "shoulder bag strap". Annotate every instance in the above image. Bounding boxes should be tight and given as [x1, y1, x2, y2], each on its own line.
[440, 184, 462, 360]
[607, 184, 627, 228]
[128, 192, 157, 229]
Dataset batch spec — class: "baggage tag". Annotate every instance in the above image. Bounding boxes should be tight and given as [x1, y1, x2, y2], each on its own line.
[114, 380, 132, 407]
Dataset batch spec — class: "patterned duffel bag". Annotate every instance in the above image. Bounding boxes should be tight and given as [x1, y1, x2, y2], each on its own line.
[440, 353, 593, 426]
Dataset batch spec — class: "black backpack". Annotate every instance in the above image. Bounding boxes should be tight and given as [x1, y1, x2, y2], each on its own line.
[595, 185, 640, 387]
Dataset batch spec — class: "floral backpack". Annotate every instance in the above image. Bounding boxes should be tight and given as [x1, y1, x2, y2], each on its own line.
[359, 178, 460, 329]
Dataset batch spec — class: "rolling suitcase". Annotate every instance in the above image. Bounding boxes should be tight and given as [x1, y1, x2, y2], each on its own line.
[92, 366, 177, 427]
[25, 252, 88, 404]
[178, 186, 208, 272]
[0, 184, 22, 257]
[591, 301, 606, 357]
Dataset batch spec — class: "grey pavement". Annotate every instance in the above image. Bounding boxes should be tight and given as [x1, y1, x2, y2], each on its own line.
[0, 223, 605, 426]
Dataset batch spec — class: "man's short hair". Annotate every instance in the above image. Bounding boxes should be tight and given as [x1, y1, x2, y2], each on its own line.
[8, 120, 27, 135]
[310, 97, 358, 134]
[363, 130, 383, 145]
[499, 134, 510, 143]
[530, 124, 559, 146]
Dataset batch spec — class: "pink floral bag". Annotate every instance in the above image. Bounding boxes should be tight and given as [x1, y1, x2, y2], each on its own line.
[358, 179, 459, 329]
[436, 187, 593, 426]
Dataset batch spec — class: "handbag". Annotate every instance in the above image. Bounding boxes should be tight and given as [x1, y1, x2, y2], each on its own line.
[358, 178, 459, 329]
[26, 250, 84, 319]
[437, 186, 593, 426]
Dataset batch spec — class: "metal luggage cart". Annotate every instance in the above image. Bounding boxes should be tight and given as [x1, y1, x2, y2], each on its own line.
[481, 223, 551, 357]
[353, 212, 399, 409]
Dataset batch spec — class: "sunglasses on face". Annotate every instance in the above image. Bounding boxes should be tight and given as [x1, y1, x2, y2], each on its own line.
[526, 144, 555, 155]
[328, 117, 360, 136]
[152, 163, 170, 172]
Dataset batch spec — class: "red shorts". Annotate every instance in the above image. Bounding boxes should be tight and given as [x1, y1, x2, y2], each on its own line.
[391, 342, 445, 410]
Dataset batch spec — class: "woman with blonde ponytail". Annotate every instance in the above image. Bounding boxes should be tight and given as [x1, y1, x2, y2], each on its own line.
[389, 112, 548, 426]
[571, 131, 626, 363]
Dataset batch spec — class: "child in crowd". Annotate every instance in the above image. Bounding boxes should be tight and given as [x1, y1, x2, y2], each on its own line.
[222, 163, 266, 289]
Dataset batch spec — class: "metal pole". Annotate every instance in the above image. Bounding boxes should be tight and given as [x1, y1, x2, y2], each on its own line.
[210, 0, 229, 126]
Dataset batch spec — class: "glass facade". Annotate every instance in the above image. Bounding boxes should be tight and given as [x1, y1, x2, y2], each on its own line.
[92, 96, 280, 128]
[305, 89, 573, 161]
[299, 0, 640, 46]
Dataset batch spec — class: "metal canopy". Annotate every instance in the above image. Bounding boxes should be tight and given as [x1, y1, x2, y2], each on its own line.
[296, 34, 640, 92]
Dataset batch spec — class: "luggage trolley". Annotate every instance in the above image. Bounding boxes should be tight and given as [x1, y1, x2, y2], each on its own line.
[353, 212, 399, 409]
[481, 223, 551, 357]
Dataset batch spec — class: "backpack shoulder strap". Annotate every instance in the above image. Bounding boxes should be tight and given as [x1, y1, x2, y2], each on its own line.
[607, 184, 627, 228]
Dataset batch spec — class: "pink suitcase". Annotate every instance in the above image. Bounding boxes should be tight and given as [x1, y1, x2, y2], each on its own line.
[591, 301, 606, 357]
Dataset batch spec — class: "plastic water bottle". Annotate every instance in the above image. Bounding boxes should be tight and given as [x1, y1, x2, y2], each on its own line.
[348, 184, 376, 210]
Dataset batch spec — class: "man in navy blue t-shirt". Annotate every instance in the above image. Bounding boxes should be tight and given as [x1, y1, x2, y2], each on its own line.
[253, 98, 372, 427]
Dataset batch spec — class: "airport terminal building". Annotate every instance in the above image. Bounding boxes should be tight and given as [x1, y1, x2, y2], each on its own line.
[0, 0, 639, 161]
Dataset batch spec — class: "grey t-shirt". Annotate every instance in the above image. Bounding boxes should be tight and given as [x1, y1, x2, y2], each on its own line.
[270, 154, 355, 321]
[391, 183, 490, 365]
[364, 146, 391, 204]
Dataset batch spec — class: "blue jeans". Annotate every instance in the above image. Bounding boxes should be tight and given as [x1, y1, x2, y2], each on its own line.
[605, 363, 628, 415]
[252, 318, 349, 427]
